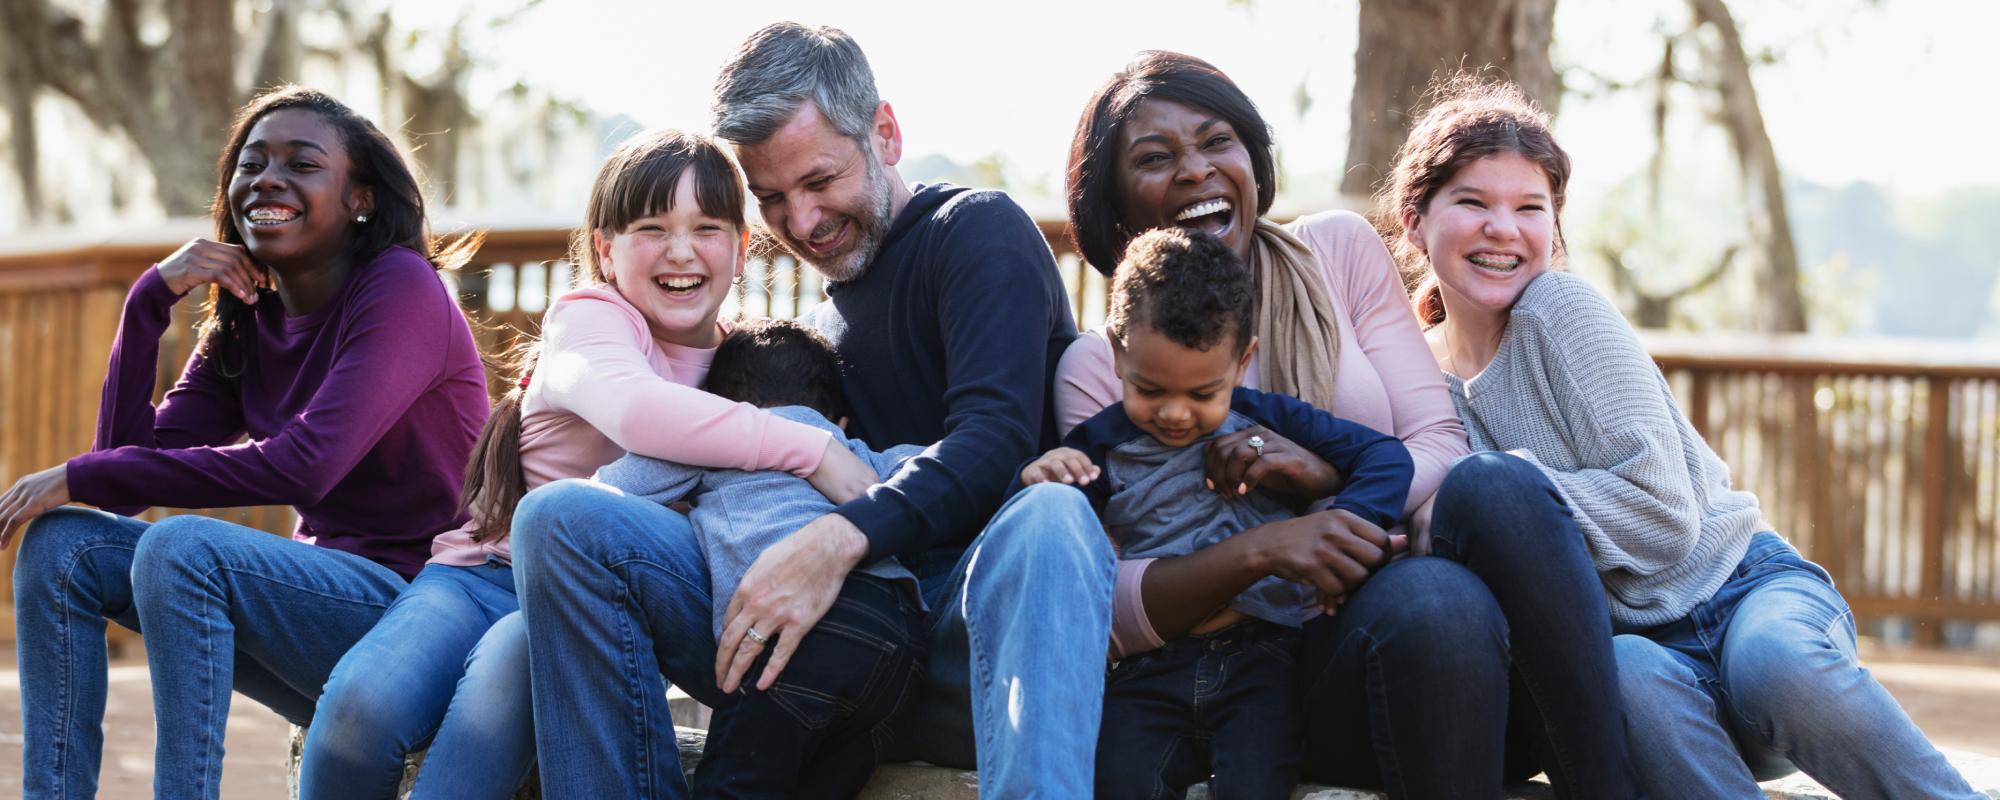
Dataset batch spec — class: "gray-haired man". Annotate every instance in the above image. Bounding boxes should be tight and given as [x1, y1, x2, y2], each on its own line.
[512, 21, 1115, 800]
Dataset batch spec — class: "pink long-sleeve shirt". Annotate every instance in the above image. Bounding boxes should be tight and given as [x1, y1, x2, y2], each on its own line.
[428, 286, 834, 566]
[1056, 211, 1471, 657]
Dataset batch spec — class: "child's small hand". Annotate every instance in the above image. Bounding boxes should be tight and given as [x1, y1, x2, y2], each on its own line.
[1020, 448, 1100, 487]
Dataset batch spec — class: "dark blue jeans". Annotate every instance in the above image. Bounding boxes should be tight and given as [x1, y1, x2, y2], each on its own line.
[1297, 556, 1512, 800]
[1429, 452, 1646, 800]
[1097, 619, 1301, 800]
[693, 573, 926, 800]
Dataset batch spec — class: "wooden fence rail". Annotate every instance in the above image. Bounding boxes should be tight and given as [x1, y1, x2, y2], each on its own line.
[1, 218, 1994, 642]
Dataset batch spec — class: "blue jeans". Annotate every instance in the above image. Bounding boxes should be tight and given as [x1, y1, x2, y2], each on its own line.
[1096, 619, 1302, 800]
[1615, 531, 1982, 800]
[14, 507, 408, 800]
[1429, 453, 1646, 800]
[694, 573, 925, 800]
[511, 479, 1115, 800]
[301, 562, 535, 800]
[1296, 556, 1512, 800]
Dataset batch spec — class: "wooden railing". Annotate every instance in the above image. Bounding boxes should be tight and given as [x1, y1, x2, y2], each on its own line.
[1, 217, 1994, 642]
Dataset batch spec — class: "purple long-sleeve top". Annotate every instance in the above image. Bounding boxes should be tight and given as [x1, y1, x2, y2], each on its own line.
[67, 245, 490, 577]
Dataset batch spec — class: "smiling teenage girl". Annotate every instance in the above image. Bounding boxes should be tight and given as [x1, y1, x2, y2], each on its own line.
[1399, 80, 1979, 800]
[0, 87, 489, 800]
[299, 128, 881, 800]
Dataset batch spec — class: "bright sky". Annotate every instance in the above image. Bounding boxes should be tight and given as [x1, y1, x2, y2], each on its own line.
[403, 0, 1997, 202]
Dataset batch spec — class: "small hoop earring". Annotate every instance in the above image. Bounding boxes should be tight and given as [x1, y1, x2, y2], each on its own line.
[732, 274, 746, 286]
[356, 215, 368, 223]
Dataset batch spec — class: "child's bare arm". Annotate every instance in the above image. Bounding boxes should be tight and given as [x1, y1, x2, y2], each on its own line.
[1019, 447, 1100, 487]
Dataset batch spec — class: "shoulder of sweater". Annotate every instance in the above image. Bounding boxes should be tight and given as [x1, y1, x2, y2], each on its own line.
[1510, 272, 1638, 344]
[541, 286, 646, 340]
[923, 187, 1045, 244]
[346, 246, 450, 306]
[1282, 209, 1375, 245]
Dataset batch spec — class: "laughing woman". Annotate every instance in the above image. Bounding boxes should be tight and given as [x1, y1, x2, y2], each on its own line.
[1395, 79, 1980, 800]
[1, 87, 489, 800]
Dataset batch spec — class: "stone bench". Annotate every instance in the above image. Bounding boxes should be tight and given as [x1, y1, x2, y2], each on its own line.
[287, 722, 2000, 799]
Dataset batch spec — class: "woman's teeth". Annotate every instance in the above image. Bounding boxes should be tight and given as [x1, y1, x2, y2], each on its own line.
[245, 207, 298, 226]
[1175, 198, 1232, 222]
[1469, 254, 1520, 272]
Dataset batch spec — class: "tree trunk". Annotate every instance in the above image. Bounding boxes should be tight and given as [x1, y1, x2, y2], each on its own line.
[1342, 0, 1561, 201]
[1687, 0, 1807, 332]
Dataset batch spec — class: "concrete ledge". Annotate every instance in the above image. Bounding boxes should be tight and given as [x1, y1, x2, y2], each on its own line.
[289, 724, 2000, 799]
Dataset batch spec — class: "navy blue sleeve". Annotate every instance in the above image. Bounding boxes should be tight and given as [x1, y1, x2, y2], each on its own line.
[1233, 388, 1414, 531]
[832, 195, 1076, 559]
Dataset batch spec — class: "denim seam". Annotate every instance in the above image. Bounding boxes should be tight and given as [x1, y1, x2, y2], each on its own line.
[1355, 629, 1404, 799]
[51, 538, 137, 800]
[1509, 631, 1590, 798]
[1147, 730, 1202, 800]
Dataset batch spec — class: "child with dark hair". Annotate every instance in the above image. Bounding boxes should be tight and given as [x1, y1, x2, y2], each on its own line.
[1015, 228, 1415, 800]
[594, 318, 926, 800]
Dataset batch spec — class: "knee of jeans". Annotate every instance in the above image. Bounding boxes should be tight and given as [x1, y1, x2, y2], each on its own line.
[1434, 453, 1559, 540]
[986, 482, 1115, 572]
[466, 612, 530, 676]
[129, 515, 229, 592]
[1355, 558, 1507, 663]
[510, 478, 622, 561]
[15, 508, 118, 593]
[312, 660, 431, 758]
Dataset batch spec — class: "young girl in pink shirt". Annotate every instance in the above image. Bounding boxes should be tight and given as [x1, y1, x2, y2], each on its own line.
[299, 129, 881, 800]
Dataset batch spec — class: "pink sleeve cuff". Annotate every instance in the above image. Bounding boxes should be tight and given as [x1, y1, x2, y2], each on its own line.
[758, 415, 834, 478]
[1108, 558, 1165, 661]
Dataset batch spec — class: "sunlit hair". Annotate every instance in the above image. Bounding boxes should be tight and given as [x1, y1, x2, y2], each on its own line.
[1067, 51, 1278, 277]
[711, 22, 880, 152]
[1107, 228, 1255, 356]
[201, 85, 472, 379]
[460, 128, 748, 543]
[1377, 76, 1571, 326]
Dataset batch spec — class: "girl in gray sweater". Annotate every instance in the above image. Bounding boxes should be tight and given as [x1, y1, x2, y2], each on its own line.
[1389, 79, 1979, 800]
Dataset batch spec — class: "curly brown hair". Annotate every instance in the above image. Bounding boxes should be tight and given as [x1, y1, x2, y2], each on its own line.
[1375, 76, 1571, 326]
[1106, 227, 1255, 356]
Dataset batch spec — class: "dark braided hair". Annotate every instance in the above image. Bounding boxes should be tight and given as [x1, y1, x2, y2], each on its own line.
[200, 86, 452, 378]
[1106, 227, 1255, 355]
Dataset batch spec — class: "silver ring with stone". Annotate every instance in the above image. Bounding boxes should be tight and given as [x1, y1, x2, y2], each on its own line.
[746, 627, 769, 645]
[1248, 435, 1265, 457]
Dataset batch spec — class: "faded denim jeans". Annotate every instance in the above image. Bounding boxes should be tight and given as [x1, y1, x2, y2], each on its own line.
[1615, 531, 1983, 800]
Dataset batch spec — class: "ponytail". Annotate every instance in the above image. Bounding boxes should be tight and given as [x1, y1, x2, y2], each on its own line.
[459, 343, 538, 543]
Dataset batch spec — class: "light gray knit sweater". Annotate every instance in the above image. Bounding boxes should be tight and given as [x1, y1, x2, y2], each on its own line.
[1443, 272, 1763, 627]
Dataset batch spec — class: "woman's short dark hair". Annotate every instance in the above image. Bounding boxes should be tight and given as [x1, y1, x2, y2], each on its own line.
[202, 85, 446, 379]
[1066, 51, 1277, 277]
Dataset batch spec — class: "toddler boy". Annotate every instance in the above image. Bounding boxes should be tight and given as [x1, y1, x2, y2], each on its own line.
[1015, 228, 1413, 800]
[596, 319, 924, 800]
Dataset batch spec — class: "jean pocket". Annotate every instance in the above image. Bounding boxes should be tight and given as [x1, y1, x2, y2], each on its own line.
[766, 601, 905, 730]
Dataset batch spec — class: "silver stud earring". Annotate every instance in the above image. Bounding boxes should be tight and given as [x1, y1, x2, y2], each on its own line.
[356, 215, 368, 223]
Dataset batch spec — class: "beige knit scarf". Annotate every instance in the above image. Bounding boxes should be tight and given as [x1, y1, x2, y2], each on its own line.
[1246, 219, 1341, 412]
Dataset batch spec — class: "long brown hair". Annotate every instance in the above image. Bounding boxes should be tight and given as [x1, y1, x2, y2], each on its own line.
[1375, 76, 1571, 327]
[200, 86, 478, 378]
[458, 129, 748, 542]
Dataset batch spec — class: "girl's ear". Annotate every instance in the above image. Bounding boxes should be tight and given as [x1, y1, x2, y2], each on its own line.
[1235, 336, 1259, 386]
[593, 229, 616, 283]
[1401, 206, 1427, 254]
[350, 184, 377, 221]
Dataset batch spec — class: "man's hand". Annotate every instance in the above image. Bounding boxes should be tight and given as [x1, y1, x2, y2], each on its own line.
[0, 464, 71, 550]
[716, 512, 870, 693]
[1018, 447, 1098, 487]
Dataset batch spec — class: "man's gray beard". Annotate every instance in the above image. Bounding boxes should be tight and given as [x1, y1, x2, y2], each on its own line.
[791, 159, 893, 284]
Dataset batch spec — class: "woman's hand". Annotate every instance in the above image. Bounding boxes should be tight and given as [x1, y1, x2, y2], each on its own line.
[156, 239, 264, 304]
[805, 438, 883, 506]
[1241, 508, 1393, 613]
[1203, 426, 1344, 501]
[1019, 447, 1099, 487]
[0, 464, 71, 550]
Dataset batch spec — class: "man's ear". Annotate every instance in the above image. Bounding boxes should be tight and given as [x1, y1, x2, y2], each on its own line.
[872, 101, 903, 168]
[836, 416, 850, 432]
[1235, 335, 1260, 387]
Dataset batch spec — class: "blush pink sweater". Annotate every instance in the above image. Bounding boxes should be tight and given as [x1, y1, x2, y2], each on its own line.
[429, 286, 833, 566]
[1056, 211, 1471, 656]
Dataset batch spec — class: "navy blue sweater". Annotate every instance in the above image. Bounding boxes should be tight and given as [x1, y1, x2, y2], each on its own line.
[1048, 387, 1415, 533]
[806, 183, 1078, 559]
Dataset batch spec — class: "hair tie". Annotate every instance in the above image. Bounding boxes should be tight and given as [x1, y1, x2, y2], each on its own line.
[518, 373, 532, 390]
